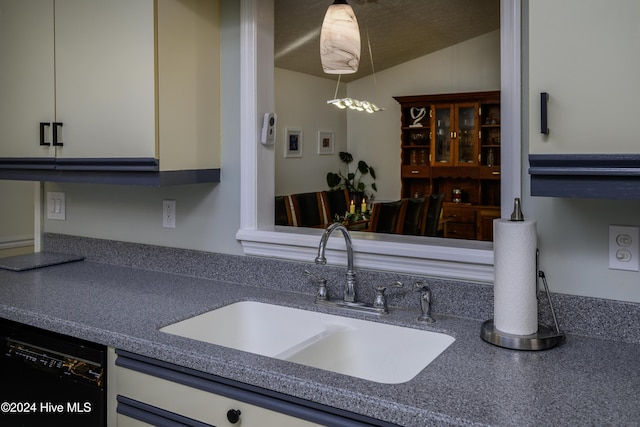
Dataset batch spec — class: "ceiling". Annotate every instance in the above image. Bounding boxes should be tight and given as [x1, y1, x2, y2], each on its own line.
[274, 0, 500, 83]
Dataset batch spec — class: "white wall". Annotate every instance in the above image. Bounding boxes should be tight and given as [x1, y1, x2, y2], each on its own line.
[274, 69, 347, 195]
[0, 181, 34, 256]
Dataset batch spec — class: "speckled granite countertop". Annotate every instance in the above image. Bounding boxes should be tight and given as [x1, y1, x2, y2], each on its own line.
[1, 259, 639, 426]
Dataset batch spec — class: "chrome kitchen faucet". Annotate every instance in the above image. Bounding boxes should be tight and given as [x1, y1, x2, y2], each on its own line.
[306, 223, 403, 315]
[315, 222, 356, 303]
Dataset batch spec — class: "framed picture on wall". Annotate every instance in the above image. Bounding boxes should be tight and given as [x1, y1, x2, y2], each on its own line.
[284, 128, 302, 158]
[317, 131, 334, 155]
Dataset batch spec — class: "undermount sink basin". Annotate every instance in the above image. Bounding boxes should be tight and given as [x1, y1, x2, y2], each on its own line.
[160, 301, 454, 384]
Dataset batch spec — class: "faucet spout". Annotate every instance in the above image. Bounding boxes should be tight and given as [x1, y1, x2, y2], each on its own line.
[316, 222, 356, 303]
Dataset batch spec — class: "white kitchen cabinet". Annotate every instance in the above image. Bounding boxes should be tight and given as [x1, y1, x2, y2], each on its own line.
[527, 0, 640, 199]
[528, 0, 640, 155]
[0, 0, 220, 183]
[0, 0, 56, 159]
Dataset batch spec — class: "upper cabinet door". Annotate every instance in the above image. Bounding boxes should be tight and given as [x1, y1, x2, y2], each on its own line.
[431, 103, 479, 166]
[432, 105, 454, 165]
[0, 0, 56, 159]
[529, 0, 640, 155]
[454, 103, 479, 166]
[54, 0, 156, 159]
[0, 0, 220, 181]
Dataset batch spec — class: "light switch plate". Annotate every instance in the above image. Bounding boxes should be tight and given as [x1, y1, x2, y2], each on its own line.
[609, 225, 639, 271]
[46, 192, 66, 221]
[163, 200, 176, 229]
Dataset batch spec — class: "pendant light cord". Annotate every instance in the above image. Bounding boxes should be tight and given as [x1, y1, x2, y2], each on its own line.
[365, 26, 378, 93]
[333, 74, 342, 100]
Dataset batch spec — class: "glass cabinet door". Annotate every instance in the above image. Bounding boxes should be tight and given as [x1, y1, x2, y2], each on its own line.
[455, 104, 478, 165]
[432, 105, 453, 165]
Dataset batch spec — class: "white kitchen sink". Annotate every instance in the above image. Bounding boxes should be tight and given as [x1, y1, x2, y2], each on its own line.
[160, 301, 454, 384]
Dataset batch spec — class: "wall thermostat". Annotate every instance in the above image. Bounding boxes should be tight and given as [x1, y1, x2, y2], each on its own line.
[261, 112, 277, 145]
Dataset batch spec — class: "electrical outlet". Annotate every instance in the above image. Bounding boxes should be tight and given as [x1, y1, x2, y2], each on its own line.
[46, 192, 66, 221]
[163, 200, 176, 229]
[609, 225, 639, 271]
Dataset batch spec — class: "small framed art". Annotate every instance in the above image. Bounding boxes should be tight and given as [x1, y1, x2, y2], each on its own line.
[317, 131, 334, 155]
[284, 128, 302, 158]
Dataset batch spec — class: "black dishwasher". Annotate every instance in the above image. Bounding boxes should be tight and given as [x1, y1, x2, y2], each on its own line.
[0, 319, 106, 427]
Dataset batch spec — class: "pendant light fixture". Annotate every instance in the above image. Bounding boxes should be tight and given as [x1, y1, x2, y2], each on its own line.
[320, 0, 361, 74]
[326, 28, 384, 114]
[326, 75, 383, 113]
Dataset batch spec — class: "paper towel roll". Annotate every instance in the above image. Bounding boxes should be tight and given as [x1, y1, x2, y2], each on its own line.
[493, 218, 538, 336]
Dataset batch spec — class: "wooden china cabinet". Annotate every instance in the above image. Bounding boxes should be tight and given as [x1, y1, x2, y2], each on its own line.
[394, 91, 501, 241]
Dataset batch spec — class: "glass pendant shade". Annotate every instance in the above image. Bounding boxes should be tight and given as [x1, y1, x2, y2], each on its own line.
[320, 0, 361, 74]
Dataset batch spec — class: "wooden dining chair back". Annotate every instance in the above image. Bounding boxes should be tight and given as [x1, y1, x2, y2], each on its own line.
[424, 193, 445, 237]
[274, 195, 293, 226]
[400, 197, 427, 235]
[368, 200, 406, 234]
[290, 192, 326, 227]
[321, 189, 350, 222]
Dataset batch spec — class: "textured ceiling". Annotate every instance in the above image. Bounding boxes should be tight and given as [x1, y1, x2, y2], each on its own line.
[275, 0, 500, 83]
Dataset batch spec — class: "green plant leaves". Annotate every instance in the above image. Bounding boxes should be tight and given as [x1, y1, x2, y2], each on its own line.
[326, 172, 342, 188]
[328, 151, 377, 199]
[339, 151, 353, 164]
[357, 160, 369, 175]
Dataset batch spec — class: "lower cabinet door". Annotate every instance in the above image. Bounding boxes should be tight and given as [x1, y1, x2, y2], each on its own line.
[116, 365, 322, 427]
[118, 413, 154, 427]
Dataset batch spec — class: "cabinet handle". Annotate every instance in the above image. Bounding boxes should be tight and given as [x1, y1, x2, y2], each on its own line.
[411, 170, 419, 174]
[227, 409, 241, 424]
[39, 122, 51, 146]
[540, 92, 549, 135]
[52, 122, 63, 146]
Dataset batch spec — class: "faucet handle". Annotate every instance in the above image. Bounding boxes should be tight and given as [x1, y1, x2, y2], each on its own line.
[414, 281, 434, 323]
[304, 270, 328, 301]
[372, 281, 403, 314]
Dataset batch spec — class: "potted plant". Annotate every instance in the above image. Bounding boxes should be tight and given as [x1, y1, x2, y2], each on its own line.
[326, 151, 377, 206]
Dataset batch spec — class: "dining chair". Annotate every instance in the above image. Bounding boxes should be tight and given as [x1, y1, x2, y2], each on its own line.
[290, 192, 326, 227]
[368, 200, 406, 234]
[400, 197, 427, 235]
[321, 189, 350, 222]
[274, 195, 293, 226]
[424, 193, 445, 237]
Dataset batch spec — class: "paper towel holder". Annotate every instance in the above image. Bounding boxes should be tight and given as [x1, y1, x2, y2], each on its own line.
[481, 250, 565, 351]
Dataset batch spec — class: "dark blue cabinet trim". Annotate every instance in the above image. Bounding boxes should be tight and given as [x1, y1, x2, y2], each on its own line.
[0, 157, 56, 170]
[0, 157, 220, 185]
[117, 396, 212, 427]
[529, 154, 640, 199]
[54, 157, 160, 171]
